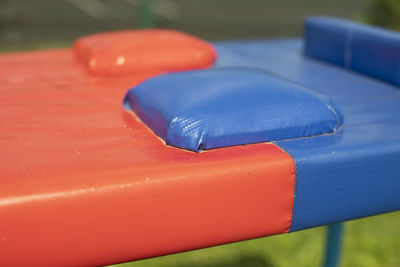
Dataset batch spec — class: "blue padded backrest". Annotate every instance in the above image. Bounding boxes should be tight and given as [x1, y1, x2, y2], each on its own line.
[305, 16, 400, 87]
[123, 68, 343, 152]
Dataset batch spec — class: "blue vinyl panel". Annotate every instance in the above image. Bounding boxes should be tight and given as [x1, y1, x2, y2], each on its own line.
[304, 17, 400, 87]
[213, 38, 400, 231]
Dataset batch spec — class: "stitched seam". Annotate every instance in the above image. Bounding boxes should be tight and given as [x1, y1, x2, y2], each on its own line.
[274, 142, 298, 232]
[326, 102, 343, 132]
[344, 29, 353, 68]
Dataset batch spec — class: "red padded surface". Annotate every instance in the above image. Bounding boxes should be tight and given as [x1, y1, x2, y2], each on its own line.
[74, 29, 217, 75]
[0, 49, 294, 266]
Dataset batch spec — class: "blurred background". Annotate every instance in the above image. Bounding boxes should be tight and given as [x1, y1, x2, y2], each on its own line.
[1, 0, 400, 51]
[1, 0, 399, 267]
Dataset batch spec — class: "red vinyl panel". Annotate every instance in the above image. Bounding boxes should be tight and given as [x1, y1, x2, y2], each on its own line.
[0, 48, 294, 266]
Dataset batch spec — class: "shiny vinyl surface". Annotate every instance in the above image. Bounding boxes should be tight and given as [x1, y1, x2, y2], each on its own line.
[214, 38, 400, 231]
[305, 16, 400, 87]
[124, 68, 343, 152]
[0, 47, 294, 266]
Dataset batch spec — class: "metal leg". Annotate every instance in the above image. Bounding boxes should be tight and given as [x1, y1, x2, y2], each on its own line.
[323, 223, 344, 267]
[138, 0, 154, 28]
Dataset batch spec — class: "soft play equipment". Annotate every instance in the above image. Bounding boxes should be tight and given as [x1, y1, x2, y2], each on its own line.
[1, 16, 399, 266]
[305, 17, 400, 87]
[74, 29, 216, 75]
[123, 68, 343, 151]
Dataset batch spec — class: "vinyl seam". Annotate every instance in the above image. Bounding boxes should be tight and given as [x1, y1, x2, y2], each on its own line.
[273, 142, 298, 232]
[344, 29, 354, 68]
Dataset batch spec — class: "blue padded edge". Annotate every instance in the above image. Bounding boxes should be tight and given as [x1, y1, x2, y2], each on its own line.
[305, 16, 400, 87]
[123, 68, 343, 152]
[213, 37, 400, 231]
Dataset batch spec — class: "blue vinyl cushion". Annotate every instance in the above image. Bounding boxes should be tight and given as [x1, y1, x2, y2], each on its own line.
[123, 68, 343, 152]
[305, 16, 400, 87]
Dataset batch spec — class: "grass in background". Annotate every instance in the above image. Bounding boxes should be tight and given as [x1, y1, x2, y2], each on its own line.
[366, 0, 400, 30]
[111, 211, 400, 267]
[0, 41, 70, 53]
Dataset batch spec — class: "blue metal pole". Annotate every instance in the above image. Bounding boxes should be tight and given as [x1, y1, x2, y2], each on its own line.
[323, 223, 344, 267]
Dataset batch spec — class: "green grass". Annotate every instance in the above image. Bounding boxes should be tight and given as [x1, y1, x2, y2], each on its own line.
[0, 42, 70, 54]
[111, 211, 400, 267]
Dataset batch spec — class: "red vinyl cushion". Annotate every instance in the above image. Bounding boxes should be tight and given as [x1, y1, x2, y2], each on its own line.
[73, 29, 217, 75]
